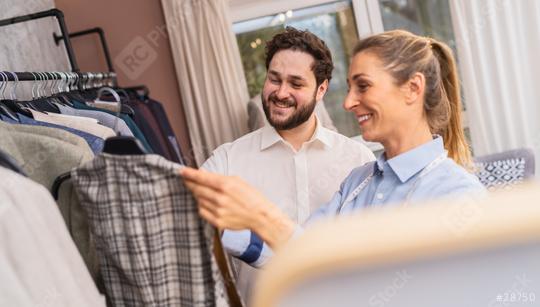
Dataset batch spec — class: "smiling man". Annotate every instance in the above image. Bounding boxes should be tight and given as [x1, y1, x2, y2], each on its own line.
[202, 27, 375, 304]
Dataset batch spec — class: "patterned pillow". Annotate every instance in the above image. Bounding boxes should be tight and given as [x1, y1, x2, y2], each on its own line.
[475, 158, 527, 191]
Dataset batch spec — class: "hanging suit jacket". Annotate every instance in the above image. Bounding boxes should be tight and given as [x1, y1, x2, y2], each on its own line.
[0, 114, 104, 154]
[145, 98, 185, 164]
[71, 153, 235, 307]
[125, 99, 176, 160]
[0, 121, 93, 189]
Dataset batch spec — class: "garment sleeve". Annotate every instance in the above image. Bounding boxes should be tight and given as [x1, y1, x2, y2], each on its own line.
[221, 226, 305, 268]
[221, 229, 271, 268]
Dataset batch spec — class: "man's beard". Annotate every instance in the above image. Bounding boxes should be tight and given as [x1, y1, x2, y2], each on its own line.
[262, 91, 317, 130]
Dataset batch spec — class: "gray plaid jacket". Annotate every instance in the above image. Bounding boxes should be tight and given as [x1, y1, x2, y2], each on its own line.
[72, 154, 229, 307]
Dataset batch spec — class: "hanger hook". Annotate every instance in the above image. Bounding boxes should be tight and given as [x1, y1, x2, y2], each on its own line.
[30, 72, 37, 99]
[0, 72, 5, 100]
[54, 72, 61, 94]
[80, 72, 84, 90]
[98, 86, 122, 134]
[67, 72, 73, 91]
[67, 72, 74, 92]
[97, 86, 120, 103]
[66, 72, 72, 92]
[41, 72, 47, 97]
[89, 72, 94, 90]
[4, 71, 12, 99]
[35, 72, 42, 98]
[0, 72, 5, 99]
[74, 72, 80, 91]
[44, 72, 50, 96]
[57, 72, 65, 93]
[8, 72, 18, 100]
[47, 72, 53, 96]
[44, 72, 51, 96]
[62, 72, 67, 93]
[72, 72, 77, 92]
[50, 72, 57, 95]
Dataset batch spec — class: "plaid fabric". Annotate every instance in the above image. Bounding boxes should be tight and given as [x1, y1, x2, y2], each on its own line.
[71, 153, 229, 307]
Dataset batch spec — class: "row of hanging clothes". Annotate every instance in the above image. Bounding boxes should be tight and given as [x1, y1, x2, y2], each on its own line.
[0, 71, 184, 162]
[0, 71, 242, 307]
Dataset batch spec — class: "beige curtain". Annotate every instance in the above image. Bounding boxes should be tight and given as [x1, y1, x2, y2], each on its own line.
[161, 0, 249, 166]
[450, 0, 540, 173]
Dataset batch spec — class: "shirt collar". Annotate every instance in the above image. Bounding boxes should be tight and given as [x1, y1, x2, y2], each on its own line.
[260, 115, 333, 151]
[376, 135, 447, 183]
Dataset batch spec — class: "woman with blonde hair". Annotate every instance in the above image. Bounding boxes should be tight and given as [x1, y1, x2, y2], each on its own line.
[181, 29, 485, 265]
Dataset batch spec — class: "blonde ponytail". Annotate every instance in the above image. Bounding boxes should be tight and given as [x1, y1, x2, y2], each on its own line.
[430, 41, 473, 168]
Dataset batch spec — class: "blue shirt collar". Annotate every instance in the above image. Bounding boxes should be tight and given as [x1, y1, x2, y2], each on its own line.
[376, 136, 447, 183]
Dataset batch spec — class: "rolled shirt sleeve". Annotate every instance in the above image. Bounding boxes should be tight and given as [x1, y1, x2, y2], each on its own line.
[221, 225, 306, 268]
[222, 229, 268, 267]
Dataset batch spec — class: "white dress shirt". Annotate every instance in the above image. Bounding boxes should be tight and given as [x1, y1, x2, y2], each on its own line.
[202, 117, 375, 304]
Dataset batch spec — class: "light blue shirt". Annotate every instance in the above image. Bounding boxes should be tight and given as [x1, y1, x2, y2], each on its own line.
[225, 136, 486, 267]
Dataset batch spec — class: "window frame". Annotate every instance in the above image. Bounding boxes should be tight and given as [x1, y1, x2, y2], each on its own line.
[229, 0, 385, 38]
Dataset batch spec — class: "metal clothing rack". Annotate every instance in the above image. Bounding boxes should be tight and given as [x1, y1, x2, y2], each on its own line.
[0, 71, 117, 96]
[0, 9, 80, 72]
[1, 71, 116, 83]
[53, 27, 115, 73]
[54, 27, 148, 96]
[0, 9, 117, 87]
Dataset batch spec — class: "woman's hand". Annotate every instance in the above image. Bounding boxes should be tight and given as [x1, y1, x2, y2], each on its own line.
[181, 167, 268, 230]
[180, 167, 295, 249]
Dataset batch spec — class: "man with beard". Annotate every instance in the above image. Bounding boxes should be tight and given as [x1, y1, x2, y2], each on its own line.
[202, 27, 374, 304]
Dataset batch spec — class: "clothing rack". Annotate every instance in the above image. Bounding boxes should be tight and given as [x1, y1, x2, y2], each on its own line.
[0, 71, 117, 96]
[54, 27, 115, 73]
[1, 71, 116, 81]
[0, 9, 79, 72]
[54, 27, 147, 96]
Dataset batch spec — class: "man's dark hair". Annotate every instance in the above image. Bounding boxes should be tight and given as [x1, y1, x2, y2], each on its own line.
[265, 27, 334, 86]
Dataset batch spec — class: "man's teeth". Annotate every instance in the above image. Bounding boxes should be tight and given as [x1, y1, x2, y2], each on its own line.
[358, 114, 372, 123]
[274, 101, 291, 108]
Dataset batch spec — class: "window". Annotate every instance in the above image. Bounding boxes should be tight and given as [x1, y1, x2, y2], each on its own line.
[377, 0, 472, 145]
[234, 1, 362, 137]
[379, 0, 456, 48]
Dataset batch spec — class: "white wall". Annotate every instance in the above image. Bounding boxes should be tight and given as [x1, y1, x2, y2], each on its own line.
[0, 0, 70, 72]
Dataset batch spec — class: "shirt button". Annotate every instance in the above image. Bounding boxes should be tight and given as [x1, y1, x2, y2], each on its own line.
[376, 193, 384, 200]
